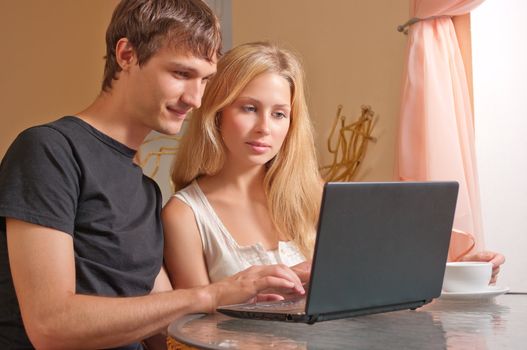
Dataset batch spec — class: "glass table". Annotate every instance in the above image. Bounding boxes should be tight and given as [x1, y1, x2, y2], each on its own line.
[167, 293, 527, 349]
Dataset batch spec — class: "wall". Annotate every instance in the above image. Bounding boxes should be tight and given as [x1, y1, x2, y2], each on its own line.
[2, 1, 517, 290]
[204, 0, 232, 51]
[472, 0, 527, 292]
[232, 0, 409, 181]
[0, 0, 119, 157]
[0, 1, 408, 200]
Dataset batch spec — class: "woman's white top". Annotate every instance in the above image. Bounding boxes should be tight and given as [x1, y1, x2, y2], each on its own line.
[174, 180, 305, 282]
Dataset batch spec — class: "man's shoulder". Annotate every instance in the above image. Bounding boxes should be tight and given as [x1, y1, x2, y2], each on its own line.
[16, 116, 80, 145]
[5, 117, 76, 160]
[33, 115, 83, 135]
[13, 116, 122, 160]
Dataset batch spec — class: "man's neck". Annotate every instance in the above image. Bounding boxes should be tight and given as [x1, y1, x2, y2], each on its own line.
[76, 91, 151, 150]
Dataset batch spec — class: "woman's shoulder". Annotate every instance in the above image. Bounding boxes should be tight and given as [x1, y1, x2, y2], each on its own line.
[164, 180, 203, 219]
[162, 193, 195, 224]
[171, 180, 205, 203]
[163, 179, 212, 226]
[173, 179, 198, 195]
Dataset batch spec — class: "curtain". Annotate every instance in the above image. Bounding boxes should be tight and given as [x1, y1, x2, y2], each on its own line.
[396, 0, 485, 261]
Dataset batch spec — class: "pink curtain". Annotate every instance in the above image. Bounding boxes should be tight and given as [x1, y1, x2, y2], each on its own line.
[396, 0, 485, 261]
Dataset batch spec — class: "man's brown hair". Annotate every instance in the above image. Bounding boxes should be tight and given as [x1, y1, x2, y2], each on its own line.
[102, 0, 221, 91]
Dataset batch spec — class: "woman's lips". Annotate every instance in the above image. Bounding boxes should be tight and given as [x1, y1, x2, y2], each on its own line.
[246, 141, 271, 154]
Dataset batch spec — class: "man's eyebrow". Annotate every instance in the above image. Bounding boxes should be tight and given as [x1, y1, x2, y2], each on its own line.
[169, 63, 215, 79]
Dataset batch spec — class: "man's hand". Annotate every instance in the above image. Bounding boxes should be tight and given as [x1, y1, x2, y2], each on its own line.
[291, 260, 312, 285]
[461, 250, 505, 284]
[200, 264, 305, 312]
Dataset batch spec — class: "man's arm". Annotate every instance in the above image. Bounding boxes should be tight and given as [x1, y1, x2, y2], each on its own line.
[142, 266, 173, 350]
[7, 218, 304, 349]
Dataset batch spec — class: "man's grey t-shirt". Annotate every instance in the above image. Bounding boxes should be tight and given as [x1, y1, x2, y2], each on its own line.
[0, 116, 163, 349]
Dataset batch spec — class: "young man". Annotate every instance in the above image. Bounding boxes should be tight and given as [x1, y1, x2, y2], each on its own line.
[0, 1, 305, 349]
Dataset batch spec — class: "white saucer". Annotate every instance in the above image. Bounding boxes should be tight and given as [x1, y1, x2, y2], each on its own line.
[440, 286, 509, 300]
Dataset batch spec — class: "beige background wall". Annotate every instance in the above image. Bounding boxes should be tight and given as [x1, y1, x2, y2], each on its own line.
[0, 1, 409, 197]
[0, 0, 118, 157]
[232, 0, 409, 181]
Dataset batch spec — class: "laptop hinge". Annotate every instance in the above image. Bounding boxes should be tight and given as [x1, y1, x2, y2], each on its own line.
[308, 299, 429, 323]
[307, 314, 319, 324]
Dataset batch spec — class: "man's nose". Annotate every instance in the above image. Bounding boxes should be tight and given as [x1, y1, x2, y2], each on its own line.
[181, 79, 204, 109]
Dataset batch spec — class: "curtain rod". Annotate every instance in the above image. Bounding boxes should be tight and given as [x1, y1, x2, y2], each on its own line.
[397, 15, 452, 34]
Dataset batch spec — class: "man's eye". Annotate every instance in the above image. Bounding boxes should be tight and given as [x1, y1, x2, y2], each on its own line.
[173, 71, 189, 78]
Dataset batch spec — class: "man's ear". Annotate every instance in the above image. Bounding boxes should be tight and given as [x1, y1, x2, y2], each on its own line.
[115, 38, 136, 70]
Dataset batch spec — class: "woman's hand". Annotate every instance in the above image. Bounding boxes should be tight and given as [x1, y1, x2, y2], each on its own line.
[461, 250, 505, 284]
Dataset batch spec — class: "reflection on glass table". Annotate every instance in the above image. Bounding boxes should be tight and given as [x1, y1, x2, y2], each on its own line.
[167, 294, 527, 350]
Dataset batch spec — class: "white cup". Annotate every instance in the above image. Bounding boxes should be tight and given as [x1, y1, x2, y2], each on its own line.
[442, 261, 492, 292]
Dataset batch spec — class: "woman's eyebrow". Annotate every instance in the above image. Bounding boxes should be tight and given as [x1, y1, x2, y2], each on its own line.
[236, 97, 290, 108]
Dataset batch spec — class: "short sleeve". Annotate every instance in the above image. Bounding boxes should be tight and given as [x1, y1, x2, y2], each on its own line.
[0, 126, 80, 235]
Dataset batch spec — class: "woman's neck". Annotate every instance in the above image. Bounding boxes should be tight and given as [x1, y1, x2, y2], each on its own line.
[200, 163, 267, 200]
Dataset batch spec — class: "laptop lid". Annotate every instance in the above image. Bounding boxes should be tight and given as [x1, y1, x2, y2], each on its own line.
[305, 181, 458, 319]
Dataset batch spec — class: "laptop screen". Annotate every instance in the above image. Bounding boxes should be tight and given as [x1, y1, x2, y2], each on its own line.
[306, 181, 458, 315]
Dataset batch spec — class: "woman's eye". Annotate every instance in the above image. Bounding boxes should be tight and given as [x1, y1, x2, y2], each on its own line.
[242, 105, 256, 113]
[274, 111, 288, 119]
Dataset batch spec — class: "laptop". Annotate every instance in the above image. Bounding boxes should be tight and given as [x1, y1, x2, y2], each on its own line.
[217, 181, 459, 324]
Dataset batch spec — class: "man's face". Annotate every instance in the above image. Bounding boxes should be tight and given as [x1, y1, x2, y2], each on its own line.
[126, 45, 217, 135]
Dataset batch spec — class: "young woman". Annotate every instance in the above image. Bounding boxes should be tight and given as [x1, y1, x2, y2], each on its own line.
[163, 42, 322, 288]
[162, 42, 505, 290]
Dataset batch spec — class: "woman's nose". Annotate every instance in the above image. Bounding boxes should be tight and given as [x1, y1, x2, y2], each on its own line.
[256, 113, 271, 135]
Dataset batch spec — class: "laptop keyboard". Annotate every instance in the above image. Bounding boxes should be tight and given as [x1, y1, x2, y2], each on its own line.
[236, 298, 306, 311]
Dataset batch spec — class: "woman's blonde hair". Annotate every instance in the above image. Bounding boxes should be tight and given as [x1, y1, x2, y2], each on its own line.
[171, 41, 322, 257]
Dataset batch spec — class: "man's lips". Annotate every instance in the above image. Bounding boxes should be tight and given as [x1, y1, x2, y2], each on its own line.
[167, 105, 190, 117]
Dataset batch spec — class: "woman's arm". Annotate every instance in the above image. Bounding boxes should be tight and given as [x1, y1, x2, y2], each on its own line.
[162, 197, 211, 289]
[461, 250, 505, 284]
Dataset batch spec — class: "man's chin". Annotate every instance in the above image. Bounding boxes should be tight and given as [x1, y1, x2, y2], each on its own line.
[157, 121, 183, 135]
[161, 129, 182, 136]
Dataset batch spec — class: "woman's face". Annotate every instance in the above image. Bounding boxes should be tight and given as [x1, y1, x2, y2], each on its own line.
[219, 72, 291, 168]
